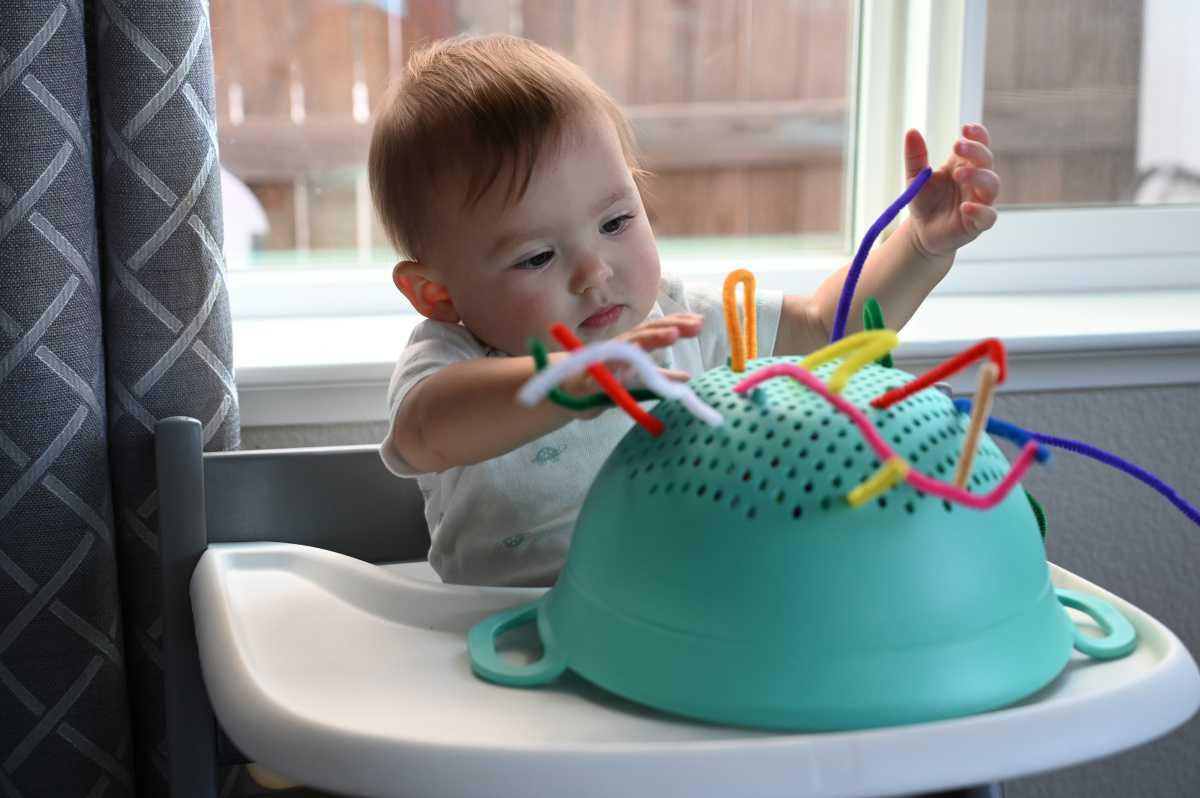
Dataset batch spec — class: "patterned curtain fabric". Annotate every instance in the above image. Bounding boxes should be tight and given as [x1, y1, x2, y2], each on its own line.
[1, 2, 239, 796]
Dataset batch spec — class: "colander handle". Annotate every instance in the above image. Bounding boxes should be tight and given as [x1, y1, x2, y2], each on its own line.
[468, 599, 568, 687]
[1055, 589, 1137, 660]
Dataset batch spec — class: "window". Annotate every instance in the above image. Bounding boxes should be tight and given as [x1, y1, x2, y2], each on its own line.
[214, 0, 1199, 321]
[211, 0, 858, 317]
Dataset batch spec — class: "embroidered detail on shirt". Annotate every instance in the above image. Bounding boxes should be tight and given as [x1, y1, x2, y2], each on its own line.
[533, 444, 566, 465]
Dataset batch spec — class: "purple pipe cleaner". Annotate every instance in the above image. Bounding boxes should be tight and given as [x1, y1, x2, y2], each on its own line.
[830, 166, 933, 343]
[954, 399, 1200, 528]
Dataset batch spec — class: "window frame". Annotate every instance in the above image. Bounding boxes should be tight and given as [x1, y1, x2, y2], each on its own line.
[224, 0, 1200, 323]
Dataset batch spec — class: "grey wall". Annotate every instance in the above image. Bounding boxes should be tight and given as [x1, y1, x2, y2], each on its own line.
[242, 383, 1200, 797]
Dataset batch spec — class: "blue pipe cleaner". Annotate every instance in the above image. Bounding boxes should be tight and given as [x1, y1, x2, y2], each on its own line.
[954, 398, 1200, 528]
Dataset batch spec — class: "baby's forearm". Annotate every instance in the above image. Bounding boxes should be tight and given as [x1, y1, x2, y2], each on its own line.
[811, 217, 954, 341]
[392, 356, 577, 473]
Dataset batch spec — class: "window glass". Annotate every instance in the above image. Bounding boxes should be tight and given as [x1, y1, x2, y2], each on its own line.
[211, 0, 855, 271]
[982, 0, 1200, 208]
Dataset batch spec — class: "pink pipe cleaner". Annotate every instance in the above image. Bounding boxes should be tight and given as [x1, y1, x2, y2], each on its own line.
[733, 363, 1041, 510]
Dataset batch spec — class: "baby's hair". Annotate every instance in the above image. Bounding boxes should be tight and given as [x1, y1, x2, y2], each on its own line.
[368, 34, 646, 261]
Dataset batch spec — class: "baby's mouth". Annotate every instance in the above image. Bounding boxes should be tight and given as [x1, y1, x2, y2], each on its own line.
[580, 304, 624, 330]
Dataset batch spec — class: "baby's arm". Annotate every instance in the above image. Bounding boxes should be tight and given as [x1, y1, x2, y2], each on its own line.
[775, 125, 999, 356]
[392, 313, 701, 473]
[776, 215, 952, 355]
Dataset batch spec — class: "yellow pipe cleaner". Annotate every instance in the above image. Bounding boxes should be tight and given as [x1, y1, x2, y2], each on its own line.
[847, 457, 911, 507]
[800, 329, 900, 394]
[722, 269, 757, 372]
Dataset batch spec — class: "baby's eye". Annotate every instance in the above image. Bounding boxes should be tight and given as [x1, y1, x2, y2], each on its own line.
[600, 213, 635, 235]
[513, 250, 554, 270]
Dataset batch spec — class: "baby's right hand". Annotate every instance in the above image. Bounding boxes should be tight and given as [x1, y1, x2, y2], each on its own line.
[559, 313, 703, 418]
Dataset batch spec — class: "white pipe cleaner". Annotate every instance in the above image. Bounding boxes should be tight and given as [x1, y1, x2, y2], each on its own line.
[516, 340, 724, 427]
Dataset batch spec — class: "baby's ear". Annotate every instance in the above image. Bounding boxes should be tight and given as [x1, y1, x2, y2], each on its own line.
[393, 261, 460, 323]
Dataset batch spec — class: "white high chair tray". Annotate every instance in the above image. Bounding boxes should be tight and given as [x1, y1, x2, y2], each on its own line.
[192, 542, 1200, 798]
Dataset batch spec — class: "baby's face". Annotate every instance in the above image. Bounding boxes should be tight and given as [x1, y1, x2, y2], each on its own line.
[421, 115, 661, 355]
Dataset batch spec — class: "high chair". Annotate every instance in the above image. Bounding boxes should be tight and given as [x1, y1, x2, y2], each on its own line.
[156, 416, 1200, 798]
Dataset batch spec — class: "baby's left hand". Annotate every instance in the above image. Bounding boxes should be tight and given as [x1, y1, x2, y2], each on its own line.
[905, 123, 999, 259]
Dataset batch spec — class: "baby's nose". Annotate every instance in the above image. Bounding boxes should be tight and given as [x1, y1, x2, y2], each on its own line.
[569, 253, 614, 294]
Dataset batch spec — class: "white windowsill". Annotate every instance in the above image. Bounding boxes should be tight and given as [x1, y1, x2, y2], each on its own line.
[233, 289, 1200, 428]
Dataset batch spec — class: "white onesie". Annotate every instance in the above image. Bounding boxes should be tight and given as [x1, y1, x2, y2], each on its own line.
[380, 274, 784, 586]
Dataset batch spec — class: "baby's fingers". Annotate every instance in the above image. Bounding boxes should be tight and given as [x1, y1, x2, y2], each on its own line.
[636, 313, 703, 337]
[962, 202, 997, 234]
[953, 166, 999, 205]
[952, 137, 993, 169]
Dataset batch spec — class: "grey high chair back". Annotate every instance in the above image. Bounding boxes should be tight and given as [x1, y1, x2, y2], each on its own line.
[155, 416, 429, 798]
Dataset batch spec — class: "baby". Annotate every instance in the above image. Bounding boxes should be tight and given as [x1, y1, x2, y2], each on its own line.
[369, 34, 999, 587]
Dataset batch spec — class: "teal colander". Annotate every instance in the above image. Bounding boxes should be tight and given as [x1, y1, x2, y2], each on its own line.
[469, 358, 1136, 730]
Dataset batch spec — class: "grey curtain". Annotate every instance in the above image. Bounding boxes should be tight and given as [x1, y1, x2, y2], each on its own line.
[1, 2, 238, 796]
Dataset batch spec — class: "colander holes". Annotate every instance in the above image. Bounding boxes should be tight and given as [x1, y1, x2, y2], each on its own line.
[752, 448, 764, 459]
[832, 475, 843, 488]
[726, 463, 737, 475]
[804, 481, 814, 493]
[810, 431, 820, 441]
[732, 419, 742, 428]
[775, 490, 786, 504]
[692, 456, 702, 467]
[681, 481, 691, 493]
[749, 423, 759, 433]
[815, 461, 825, 472]
[770, 456, 781, 468]
[742, 470, 753, 482]
[630, 469, 639, 479]
[665, 482, 676, 494]
[713, 489, 723, 501]
[843, 457, 854, 469]
[891, 435, 902, 445]
[942, 499, 953, 513]
[782, 438, 791, 448]
[649, 485, 658, 495]
[876, 497, 888, 509]
[731, 496, 742, 509]
[704, 435, 714, 445]
[792, 506, 803, 520]
[935, 464, 946, 475]
[709, 458, 719, 470]
[793, 422, 803, 431]
[758, 478, 769, 491]
[786, 466, 797, 479]
[820, 417, 831, 427]
[697, 485, 707, 497]
[854, 442, 864, 453]
[689, 434, 699, 445]
[904, 500, 916, 514]
[826, 443, 837, 454]
[799, 448, 809, 458]
[765, 430, 775, 440]
[747, 506, 758, 520]
[837, 428, 848, 438]
[678, 456, 687, 466]
[819, 497, 833, 511]
[737, 441, 747, 452]
[645, 463, 655, 472]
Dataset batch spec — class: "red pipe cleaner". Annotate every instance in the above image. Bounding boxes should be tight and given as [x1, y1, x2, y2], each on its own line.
[549, 323, 665, 437]
[871, 338, 1007, 410]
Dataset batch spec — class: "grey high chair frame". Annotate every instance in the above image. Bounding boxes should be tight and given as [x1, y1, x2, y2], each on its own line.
[155, 415, 1002, 798]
